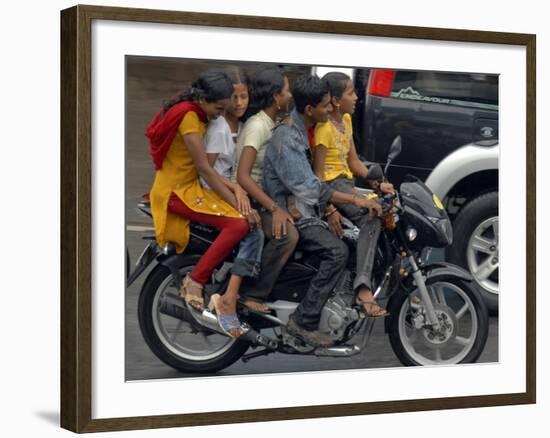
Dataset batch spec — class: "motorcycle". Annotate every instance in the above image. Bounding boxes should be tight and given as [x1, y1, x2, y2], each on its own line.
[127, 137, 489, 373]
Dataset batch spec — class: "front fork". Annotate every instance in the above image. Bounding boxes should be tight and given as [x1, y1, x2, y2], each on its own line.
[408, 255, 441, 330]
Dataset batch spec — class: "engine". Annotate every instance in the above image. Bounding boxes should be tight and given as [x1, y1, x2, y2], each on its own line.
[318, 292, 360, 341]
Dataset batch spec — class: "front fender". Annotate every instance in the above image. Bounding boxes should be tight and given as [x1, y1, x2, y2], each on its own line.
[423, 262, 473, 282]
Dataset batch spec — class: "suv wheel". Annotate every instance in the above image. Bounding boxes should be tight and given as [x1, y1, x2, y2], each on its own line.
[447, 192, 499, 315]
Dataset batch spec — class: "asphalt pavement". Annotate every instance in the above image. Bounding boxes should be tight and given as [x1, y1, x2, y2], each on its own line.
[125, 229, 498, 380]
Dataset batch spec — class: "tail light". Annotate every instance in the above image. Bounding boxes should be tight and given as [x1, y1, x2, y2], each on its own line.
[367, 69, 396, 97]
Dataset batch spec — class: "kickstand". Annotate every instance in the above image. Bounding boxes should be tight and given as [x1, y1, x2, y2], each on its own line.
[356, 318, 377, 350]
[241, 348, 275, 363]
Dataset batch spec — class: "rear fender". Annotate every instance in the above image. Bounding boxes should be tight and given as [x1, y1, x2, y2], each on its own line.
[126, 242, 159, 288]
[158, 253, 201, 288]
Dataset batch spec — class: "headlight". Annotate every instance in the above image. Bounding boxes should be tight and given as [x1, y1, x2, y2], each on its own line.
[427, 217, 453, 245]
[406, 227, 418, 241]
[438, 219, 453, 245]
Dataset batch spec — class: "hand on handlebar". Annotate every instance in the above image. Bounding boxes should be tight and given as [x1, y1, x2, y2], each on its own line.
[380, 182, 395, 195]
[354, 196, 383, 217]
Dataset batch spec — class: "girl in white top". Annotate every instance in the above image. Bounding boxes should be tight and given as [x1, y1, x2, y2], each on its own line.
[201, 69, 268, 313]
[202, 115, 241, 183]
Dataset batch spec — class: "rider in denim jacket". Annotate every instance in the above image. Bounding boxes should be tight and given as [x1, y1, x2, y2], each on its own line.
[263, 75, 382, 347]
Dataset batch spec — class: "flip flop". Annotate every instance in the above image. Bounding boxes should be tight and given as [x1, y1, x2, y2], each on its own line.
[209, 294, 247, 338]
[355, 296, 390, 318]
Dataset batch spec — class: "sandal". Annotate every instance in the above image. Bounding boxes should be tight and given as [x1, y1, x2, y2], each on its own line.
[356, 296, 389, 318]
[209, 294, 246, 338]
[180, 274, 205, 312]
[238, 297, 271, 314]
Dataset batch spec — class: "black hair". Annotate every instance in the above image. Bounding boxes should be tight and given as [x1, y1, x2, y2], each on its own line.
[322, 71, 352, 99]
[248, 66, 285, 112]
[293, 74, 330, 114]
[223, 66, 250, 88]
[162, 69, 233, 114]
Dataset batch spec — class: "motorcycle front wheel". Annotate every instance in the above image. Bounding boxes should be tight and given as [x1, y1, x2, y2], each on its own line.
[388, 275, 489, 366]
[138, 260, 250, 374]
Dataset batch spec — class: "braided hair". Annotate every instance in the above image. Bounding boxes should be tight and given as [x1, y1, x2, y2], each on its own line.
[162, 69, 233, 115]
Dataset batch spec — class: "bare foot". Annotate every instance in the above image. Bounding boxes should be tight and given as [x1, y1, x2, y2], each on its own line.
[240, 299, 270, 313]
[356, 287, 389, 317]
[215, 294, 237, 315]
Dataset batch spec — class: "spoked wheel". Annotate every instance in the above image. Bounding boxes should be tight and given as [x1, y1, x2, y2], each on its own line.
[388, 275, 489, 366]
[138, 261, 249, 373]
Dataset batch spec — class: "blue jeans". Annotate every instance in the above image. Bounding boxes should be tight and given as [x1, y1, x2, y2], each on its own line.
[239, 210, 300, 300]
[231, 227, 264, 279]
[327, 175, 381, 291]
[291, 224, 349, 330]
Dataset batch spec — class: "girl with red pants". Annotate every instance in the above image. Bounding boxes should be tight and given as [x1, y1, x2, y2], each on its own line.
[147, 70, 260, 337]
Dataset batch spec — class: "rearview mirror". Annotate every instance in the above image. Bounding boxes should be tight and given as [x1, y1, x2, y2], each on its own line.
[388, 136, 402, 162]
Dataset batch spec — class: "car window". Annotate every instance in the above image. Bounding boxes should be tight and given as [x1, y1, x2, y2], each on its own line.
[390, 71, 498, 108]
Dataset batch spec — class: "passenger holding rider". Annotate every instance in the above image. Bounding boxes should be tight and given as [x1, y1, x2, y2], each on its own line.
[234, 67, 299, 311]
[146, 70, 252, 338]
[263, 74, 383, 347]
[313, 71, 394, 317]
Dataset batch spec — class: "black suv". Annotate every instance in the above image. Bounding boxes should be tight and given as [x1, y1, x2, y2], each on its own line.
[351, 68, 499, 314]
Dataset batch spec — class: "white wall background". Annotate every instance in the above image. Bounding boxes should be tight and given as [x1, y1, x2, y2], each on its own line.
[0, 0, 546, 436]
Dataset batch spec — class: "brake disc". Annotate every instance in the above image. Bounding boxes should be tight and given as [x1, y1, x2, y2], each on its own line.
[420, 304, 458, 349]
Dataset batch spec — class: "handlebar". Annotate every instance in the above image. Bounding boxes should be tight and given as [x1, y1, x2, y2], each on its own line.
[374, 192, 396, 210]
[373, 191, 403, 217]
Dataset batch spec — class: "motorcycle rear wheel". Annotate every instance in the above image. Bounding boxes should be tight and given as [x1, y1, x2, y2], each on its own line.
[388, 275, 489, 366]
[138, 261, 250, 374]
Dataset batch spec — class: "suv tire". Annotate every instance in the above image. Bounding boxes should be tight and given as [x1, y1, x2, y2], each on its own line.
[447, 192, 499, 315]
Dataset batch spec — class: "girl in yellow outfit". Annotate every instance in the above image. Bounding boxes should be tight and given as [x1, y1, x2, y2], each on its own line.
[148, 70, 258, 337]
[313, 72, 394, 318]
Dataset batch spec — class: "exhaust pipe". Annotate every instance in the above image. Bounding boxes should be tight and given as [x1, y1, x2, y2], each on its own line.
[159, 293, 279, 349]
[159, 292, 227, 336]
[158, 292, 190, 321]
[314, 345, 361, 357]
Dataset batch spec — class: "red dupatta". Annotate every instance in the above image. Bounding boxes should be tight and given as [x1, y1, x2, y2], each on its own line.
[145, 101, 208, 170]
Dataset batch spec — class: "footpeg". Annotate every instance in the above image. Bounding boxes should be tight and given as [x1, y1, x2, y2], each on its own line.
[241, 329, 279, 350]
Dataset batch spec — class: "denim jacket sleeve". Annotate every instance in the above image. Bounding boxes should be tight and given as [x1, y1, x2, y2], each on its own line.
[267, 124, 334, 209]
[263, 156, 288, 210]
